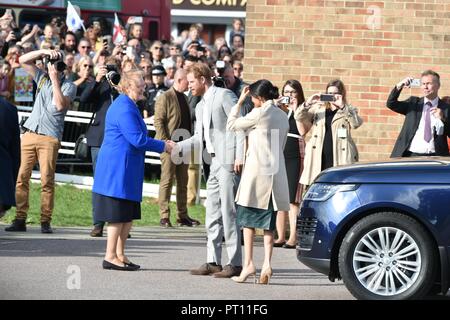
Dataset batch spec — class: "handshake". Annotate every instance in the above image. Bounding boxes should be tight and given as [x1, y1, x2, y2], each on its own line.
[164, 140, 179, 154]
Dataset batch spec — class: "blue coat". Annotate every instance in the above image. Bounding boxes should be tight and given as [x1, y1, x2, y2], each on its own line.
[93, 94, 165, 202]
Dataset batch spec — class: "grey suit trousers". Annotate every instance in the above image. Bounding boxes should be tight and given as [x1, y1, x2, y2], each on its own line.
[205, 157, 242, 267]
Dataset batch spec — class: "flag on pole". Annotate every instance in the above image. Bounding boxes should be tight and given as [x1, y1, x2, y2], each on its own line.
[113, 13, 125, 45]
[66, 1, 84, 32]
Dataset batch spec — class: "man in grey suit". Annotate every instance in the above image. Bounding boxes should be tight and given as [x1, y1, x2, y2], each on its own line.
[175, 62, 244, 278]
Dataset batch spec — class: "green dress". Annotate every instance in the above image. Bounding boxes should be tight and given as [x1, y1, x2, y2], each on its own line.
[236, 198, 276, 231]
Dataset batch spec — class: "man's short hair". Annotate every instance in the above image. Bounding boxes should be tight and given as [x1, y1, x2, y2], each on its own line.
[185, 62, 212, 83]
[421, 70, 440, 85]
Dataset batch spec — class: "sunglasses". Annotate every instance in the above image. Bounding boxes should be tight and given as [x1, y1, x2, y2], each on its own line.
[81, 46, 91, 49]
[153, 46, 163, 50]
[83, 64, 94, 68]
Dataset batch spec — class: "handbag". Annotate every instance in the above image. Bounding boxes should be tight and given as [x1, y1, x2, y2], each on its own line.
[74, 109, 96, 161]
[74, 134, 90, 161]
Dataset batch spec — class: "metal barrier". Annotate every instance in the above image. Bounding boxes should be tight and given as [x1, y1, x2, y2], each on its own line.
[16, 106, 162, 166]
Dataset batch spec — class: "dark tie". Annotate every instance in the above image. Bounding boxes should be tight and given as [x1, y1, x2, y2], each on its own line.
[424, 102, 432, 143]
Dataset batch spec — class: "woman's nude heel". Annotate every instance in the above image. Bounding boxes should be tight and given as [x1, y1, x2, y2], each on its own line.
[259, 267, 273, 285]
[231, 268, 257, 283]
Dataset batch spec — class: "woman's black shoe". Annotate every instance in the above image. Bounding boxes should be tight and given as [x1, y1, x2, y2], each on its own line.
[124, 261, 140, 270]
[102, 260, 137, 271]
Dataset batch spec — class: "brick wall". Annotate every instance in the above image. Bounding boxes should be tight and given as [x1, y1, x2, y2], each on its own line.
[243, 0, 450, 160]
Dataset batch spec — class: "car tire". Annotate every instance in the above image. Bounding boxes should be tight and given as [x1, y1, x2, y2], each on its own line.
[338, 211, 437, 300]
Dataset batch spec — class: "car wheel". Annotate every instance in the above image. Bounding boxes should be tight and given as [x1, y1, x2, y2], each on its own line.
[338, 212, 437, 300]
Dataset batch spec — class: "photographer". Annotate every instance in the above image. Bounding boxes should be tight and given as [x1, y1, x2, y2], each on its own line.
[294, 79, 362, 187]
[5, 49, 76, 234]
[80, 62, 120, 237]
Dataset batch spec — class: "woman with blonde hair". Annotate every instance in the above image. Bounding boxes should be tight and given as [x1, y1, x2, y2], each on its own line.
[73, 56, 94, 87]
[92, 69, 175, 270]
[295, 79, 363, 186]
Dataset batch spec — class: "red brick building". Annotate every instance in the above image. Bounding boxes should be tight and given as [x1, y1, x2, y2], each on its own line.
[243, 0, 450, 160]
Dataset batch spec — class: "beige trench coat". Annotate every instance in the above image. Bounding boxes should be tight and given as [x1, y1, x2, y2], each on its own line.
[227, 100, 290, 211]
[294, 103, 363, 186]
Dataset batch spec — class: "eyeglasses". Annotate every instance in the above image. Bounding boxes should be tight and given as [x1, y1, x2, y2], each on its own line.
[81, 46, 91, 49]
[153, 46, 163, 50]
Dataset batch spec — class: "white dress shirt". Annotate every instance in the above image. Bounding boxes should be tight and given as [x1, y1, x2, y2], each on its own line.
[409, 97, 444, 154]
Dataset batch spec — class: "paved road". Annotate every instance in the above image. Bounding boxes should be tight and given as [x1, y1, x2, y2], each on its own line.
[0, 224, 354, 300]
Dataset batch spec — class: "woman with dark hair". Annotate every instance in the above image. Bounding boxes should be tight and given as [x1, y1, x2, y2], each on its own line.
[295, 79, 363, 187]
[274, 79, 306, 249]
[217, 44, 232, 60]
[226, 79, 289, 284]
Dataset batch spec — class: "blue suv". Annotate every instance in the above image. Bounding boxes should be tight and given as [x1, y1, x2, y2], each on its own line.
[297, 158, 450, 299]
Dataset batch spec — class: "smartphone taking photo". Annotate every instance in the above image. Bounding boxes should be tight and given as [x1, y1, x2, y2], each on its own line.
[320, 94, 335, 102]
[279, 96, 290, 104]
[409, 79, 421, 88]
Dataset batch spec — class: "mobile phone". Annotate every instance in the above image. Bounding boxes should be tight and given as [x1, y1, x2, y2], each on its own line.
[410, 79, 421, 88]
[126, 46, 134, 57]
[216, 60, 225, 69]
[280, 96, 290, 104]
[320, 94, 336, 102]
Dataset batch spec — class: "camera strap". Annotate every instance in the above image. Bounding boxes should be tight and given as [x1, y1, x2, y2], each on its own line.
[36, 75, 48, 96]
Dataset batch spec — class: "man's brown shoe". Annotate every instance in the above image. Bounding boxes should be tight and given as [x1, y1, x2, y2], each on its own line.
[190, 263, 222, 275]
[160, 218, 173, 228]
[213, 264, 242, 278]
[90, 226, 103, 237]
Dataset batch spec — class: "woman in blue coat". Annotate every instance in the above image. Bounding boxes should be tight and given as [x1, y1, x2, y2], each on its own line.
[92, 70, 174, 271]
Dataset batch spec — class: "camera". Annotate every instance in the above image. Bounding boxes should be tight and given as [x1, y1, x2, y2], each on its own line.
[212, 60, 226, 88]
[279, 96, 290, 104]
[43, 53, 66, 72]
[409, 79, 421, 88]
[320, 94, 336, 102]
[105, 64, 121, 86]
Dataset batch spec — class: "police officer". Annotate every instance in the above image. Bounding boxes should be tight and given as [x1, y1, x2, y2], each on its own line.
[142, 65, 169, 118]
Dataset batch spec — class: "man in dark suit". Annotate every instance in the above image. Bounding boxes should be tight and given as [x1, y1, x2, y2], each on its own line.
[80, 64, 119, 237]
[0, 98, 20, 218]
[387, 70, 450, 157]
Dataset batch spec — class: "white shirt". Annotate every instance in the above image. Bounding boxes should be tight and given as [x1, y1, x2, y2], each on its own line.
[202, 86, 215, 154]
[409, 97, 444, 154]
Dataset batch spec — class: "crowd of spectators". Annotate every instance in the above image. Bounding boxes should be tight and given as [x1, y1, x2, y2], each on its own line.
[0, 12, 246, 120]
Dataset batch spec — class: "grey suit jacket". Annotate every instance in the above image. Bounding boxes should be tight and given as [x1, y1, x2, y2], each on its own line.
[178, 86, 244, 171]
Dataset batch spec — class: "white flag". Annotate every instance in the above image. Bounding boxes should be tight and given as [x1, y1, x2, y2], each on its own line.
[113, 13, 124, 45]
[66, 1, 84, 32]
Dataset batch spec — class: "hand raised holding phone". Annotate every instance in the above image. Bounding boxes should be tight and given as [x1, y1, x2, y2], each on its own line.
[304, 93, 321, 108]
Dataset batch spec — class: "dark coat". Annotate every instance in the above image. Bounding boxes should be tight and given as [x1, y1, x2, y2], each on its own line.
[387, 86, 450, 157]
[80, 79, 118, 147]
[0, 98, 20, 207]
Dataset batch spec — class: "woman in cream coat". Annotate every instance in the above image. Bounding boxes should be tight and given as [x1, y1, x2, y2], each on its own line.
[295, 79, 363, 186]
[227, 79, 289, 284]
